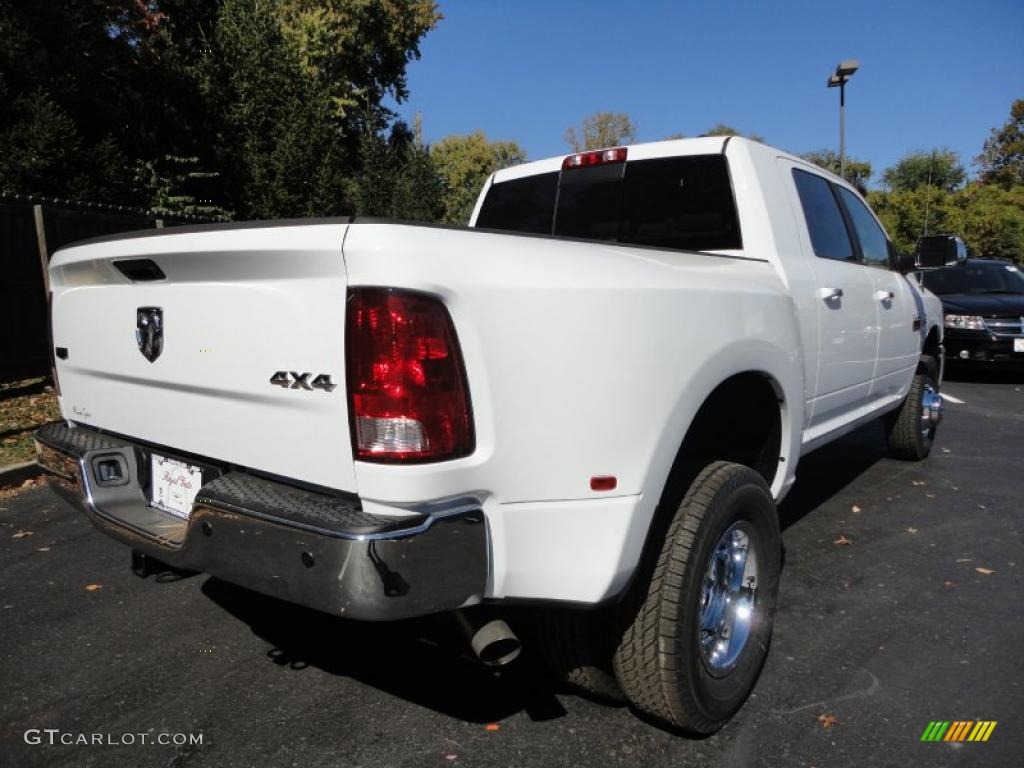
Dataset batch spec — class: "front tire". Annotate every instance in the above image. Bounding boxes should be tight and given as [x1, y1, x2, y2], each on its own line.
[887, 355, 941, 461]
[612, 462, 781, 734]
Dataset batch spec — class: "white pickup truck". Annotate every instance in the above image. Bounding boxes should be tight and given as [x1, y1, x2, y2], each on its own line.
[37, 136, 947, 734]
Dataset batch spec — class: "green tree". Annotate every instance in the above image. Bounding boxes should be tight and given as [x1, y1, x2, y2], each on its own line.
[0, 2, 164, 203]
[197, 0, 354, 218]
[0, 1, 441, 218]
[277, 0, 441, 125]
[801, 149, 873, 193]
[868, 187, 956, 255]
[389, 118, 444, 222]
[976, 98, 1024, 189]
[431, 131, 526, 225]
[870, 184, 1024, 263]
[564, 112, 637, 152]
[881, 148, 966, 193]
[352, 118, 442, 222]
[949, 184, 1024, 262]
[133, 155, 232, 220]
[700, 124, 765, 143]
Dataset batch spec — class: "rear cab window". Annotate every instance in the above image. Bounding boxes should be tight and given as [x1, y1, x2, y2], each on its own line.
[475, 153, 742, 252]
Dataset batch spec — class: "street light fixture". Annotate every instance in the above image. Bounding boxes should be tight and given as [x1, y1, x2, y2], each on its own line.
[826, 59, 859, 179]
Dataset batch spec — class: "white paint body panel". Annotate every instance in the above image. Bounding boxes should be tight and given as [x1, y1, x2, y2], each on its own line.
[50, 223, 357, 492]
[49, 138, 943, 606]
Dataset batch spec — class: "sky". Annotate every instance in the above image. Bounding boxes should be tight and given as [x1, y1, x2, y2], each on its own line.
[391, 0, 1024, 186]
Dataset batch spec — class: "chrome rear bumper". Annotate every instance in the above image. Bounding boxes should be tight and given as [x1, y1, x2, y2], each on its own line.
[34, 422, 488, 620]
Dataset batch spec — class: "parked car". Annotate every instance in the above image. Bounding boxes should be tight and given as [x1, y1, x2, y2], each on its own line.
[36, 136, 949, 734]
[921, 257, 1024, 365]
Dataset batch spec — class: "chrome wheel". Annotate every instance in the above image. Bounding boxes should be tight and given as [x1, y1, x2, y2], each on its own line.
[920, 383, 943, 440]
[698, 521, 759, 676]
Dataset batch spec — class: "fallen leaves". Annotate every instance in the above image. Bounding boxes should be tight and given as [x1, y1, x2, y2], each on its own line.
[851, 505, 862, 514]
[11, 530, 33, 539]
[818, 713, 840, 729]
[833, 534, 853, 546]
[905, 527, 918, 534]
[974, 567, 995, 576]
[84, 584, 103, 592]
[484, 723, 500, 732]
[912, 480, 926, 486]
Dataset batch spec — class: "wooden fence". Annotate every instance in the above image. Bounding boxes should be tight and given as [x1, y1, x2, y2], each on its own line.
[0, 196, 210, 382]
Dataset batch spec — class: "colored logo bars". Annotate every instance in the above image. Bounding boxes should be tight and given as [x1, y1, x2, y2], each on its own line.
[921, 721, 997, 742]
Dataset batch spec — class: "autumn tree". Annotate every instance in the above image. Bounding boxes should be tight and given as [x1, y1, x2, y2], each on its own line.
[564, 112, 637, 152]
[431, 131, 526, 225]
[881, 149, 966, 193]
[976, 98, 1024, 189]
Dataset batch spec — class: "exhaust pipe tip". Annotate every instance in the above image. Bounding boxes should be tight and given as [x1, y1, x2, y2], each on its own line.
[470, 618, 521, 667]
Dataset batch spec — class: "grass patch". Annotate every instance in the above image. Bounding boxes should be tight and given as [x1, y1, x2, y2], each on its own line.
[1, 377, 60, 467]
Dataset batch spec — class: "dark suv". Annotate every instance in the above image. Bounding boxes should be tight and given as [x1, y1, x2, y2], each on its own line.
[921, 258, 1024, 366]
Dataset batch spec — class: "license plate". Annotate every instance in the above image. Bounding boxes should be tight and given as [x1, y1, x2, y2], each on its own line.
[1015, 338, 1024, 353]
[150, 454, 203, 519]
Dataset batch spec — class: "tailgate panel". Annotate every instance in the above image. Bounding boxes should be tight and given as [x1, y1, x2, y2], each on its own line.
[49, 223, 356, 493]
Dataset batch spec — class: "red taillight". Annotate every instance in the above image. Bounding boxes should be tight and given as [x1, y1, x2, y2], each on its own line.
[562, 147, 628, 170]
[346, 288, 474, 463]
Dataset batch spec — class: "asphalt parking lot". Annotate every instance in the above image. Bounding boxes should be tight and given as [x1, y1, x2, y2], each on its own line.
[1, 370, 1022, 768]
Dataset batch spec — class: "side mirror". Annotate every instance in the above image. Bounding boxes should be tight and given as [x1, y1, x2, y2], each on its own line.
[916, 234, 968, 270]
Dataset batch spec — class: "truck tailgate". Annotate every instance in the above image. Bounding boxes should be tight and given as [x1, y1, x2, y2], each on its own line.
[48, 222, 357, 493]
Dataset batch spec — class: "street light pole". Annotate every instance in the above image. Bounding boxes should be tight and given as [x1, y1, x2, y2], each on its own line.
[839, 78, 845, 178]
[827, 59, 859, 180]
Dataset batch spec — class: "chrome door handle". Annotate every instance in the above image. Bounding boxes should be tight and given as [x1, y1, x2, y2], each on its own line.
[874, 290, 895, 302]
[819, 286, 844, 300]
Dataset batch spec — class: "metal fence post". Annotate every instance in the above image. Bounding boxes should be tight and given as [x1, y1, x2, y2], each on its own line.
[33, 204, 50, 295]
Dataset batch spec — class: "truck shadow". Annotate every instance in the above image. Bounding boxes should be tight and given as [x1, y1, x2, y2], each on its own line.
[198, 417, 896, 726]
[201, 578, 571, 724]
[777, 419, 889, 532]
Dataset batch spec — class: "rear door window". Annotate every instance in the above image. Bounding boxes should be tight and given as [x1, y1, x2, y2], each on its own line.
[792, 169, 856, 262]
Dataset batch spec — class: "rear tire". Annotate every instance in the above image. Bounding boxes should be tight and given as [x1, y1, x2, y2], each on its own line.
[887, 355, 941, 461]
[612, 461, 781, 734]
[537, 607, 626, 703]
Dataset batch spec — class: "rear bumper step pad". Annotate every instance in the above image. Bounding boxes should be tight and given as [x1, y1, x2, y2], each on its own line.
[34, 422, 488, 620]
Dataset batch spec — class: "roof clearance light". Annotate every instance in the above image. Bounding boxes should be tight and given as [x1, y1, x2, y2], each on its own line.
[562, 147, 628, 170]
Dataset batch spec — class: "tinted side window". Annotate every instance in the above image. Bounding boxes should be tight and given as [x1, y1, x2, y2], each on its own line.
[475, 172, 558, 233]
[620, 155, 742, 251]
[792, 169, 855, 262]
[837, 187, 889, 267]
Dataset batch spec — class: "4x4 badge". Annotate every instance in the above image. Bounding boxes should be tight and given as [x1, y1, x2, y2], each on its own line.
[136, 307, 163, 363]
[270, 371, 336, 392]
